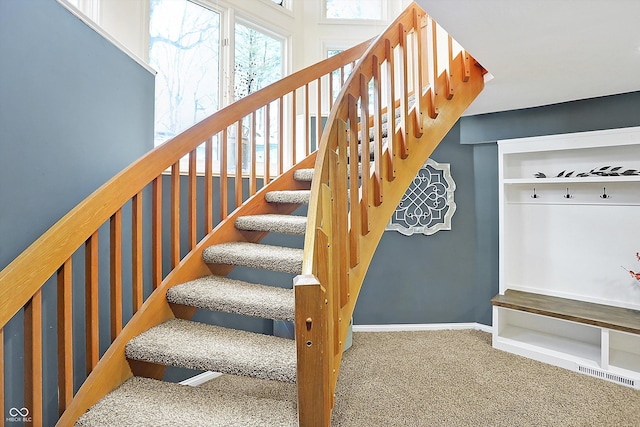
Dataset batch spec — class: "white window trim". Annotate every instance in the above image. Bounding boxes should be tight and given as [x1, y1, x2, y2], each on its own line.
[319, 0, 388, 25]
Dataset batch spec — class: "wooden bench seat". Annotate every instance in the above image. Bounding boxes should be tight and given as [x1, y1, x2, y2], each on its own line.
[491, 289, 640, 335]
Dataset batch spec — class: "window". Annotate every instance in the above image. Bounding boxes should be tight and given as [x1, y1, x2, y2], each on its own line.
[149, 0, 221, 146]
[234, 21, 284, 172]
[150, 0, 286, 176]
[325, 0, 383, 20]
[234, 22, 282, 101]
[150, 1, 286, 156]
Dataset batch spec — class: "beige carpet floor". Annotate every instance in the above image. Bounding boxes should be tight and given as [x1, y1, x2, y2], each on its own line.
[200, 329, 640, 426]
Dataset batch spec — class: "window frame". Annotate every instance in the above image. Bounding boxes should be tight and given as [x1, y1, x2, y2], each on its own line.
[320, 0, 387, 25]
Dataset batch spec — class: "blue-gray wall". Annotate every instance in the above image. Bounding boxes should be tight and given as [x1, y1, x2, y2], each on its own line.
[0, 0, 154, 424]
[2, 0, 640, 419]
[354, 91, 640, 327]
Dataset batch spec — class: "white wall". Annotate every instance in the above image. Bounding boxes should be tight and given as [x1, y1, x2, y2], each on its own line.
[68, 0, 408, 74]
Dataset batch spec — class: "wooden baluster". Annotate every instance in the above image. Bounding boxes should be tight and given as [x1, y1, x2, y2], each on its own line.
[359, 74, 371, 236]
[372, 55, 384, 207]
[414, 10, 427, 128]
[188, 149, 197, 250]
[278, 97, 284, 175]
[250, 112, 257, 196]
[171, 162, 180, 268]
[204, 137, 213, 232]
[329, 70, 335, 109]
[305, 83, 310, 157]
[85, 232, 99, 372]
[220, 130, 228, 221]
[152, 176, 163, 289]
[430, 17, 440, 117]
[446, 34, 454, 99]
[57, 258, 73, 415]
[264, 103, 271, 184]
[291, 90, 297, 166]
[422, 17, 436, 119]
[110, 209, 123, 342]
[132, 192, 143, 313]
[318, 181, 338, 372]
[327, 149, 342, 354]
[385, 38, 398, 181]
[398, 23, 410, 158]
[24, 290, 42, 427]
[317, 77, 322, 151]
[335, 119, 350, 309]
[348, 95, 361, 269]
[235, 120, 243, 209]
[462, 48, 471, 82]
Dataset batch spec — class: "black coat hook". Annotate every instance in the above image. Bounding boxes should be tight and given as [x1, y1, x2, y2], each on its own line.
[531, 188, 539, 199]
[600, 187, 610, 199]
[563, 188, 572, 199]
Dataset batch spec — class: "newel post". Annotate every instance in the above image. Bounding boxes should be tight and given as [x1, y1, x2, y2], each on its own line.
[294, 274, 331, 427]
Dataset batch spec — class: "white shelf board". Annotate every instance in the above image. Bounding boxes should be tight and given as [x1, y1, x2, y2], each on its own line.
[504, 176, 640, 185]
[500, 325, 601, 364]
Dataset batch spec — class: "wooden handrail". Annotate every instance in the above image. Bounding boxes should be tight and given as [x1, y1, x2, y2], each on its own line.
[296, 2, 487, 423]
[0, 38, 371, 330]
[0, 37, 370, 426]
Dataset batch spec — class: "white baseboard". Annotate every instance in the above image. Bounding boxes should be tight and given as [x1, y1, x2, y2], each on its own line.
[179, 323, 492, 386]
[179, 370, 223, 387]
[352, 322, 493, 333]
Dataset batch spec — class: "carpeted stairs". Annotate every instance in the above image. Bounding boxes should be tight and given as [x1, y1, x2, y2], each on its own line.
[76, 169, 314, 426]
[76, 107, 386, 426]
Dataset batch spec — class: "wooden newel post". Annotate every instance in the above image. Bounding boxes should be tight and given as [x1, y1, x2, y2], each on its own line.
[294, 274, 331, 427]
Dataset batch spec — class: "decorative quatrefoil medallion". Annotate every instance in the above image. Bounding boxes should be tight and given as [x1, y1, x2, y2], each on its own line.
[386, 159, 456, 236]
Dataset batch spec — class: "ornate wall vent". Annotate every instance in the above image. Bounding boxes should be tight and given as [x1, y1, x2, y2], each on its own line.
[386, 158, 456, 236]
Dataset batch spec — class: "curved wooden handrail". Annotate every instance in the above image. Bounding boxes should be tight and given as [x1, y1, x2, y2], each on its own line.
[296, 2, 487, 422]
[0, 39, 369, 426]
[0, 39, 371, 330]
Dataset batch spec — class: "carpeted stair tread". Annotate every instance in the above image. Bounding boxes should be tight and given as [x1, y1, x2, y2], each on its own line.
[235, 214, 307, 235]
[265, 189, 311, 204]
[203, 242, 303, 274]
[75, 376, 297, 427]
[199, 373, 297, 402]
[167, 275, 295, 322]
[126, 318, 297, 383]
[293, 168, 314, 182]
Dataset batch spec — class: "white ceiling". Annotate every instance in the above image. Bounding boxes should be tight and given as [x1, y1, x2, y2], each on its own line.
[415, 0, 640, 116]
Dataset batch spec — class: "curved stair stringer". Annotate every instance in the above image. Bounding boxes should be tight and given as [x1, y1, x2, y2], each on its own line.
[57, 153, 316, 426]
[295, 3, 487, 423]
[333, 60, 487, 358]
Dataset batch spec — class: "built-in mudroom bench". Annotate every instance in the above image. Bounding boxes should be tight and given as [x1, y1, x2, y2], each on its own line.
[492, 126, 640, 389]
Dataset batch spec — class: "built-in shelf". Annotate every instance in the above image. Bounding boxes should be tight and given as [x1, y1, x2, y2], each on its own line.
[504, 176, 640, 185]
[494, 127, 640, 389]
[493, 290, 640, 388]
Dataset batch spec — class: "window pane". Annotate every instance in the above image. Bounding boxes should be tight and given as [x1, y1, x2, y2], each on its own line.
[325, 0, 383, 20]
[149, 0, 220, 146]
[234, 23, 283, 173]
[234, 23, 282, 101]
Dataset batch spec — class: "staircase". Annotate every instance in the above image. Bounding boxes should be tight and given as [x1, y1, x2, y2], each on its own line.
[0, 3, 487, 426]
[76, 172, 314, 426]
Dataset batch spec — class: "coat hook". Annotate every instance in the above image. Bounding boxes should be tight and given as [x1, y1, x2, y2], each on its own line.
[531, 187, 539, 199]
[563, 187, 573, 199]
[600, 187, 610, 199]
